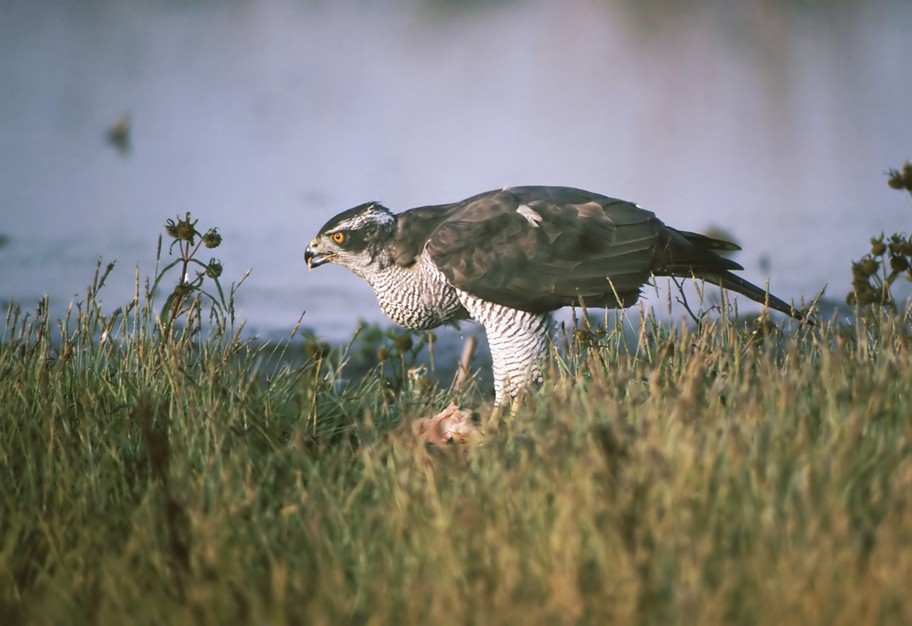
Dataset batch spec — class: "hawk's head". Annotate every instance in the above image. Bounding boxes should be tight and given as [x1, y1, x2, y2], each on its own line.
[305, 202, 397, 276]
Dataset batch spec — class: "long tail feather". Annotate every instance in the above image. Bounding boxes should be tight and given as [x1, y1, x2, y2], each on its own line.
[700, 270, 808, 323]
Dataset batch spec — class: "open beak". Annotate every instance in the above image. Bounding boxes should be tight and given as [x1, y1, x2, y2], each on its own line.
[304, 245, 332, 270]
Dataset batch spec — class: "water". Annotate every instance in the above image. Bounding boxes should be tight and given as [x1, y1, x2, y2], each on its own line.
[2, 0, 911, 343]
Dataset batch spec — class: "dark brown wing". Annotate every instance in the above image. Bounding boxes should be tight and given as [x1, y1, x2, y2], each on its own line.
[388, 203, 463, 266]
[423, 185, 804, 320]
[425, 186, 674, 313]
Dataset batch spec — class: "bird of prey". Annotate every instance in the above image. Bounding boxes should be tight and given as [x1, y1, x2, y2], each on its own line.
[305, 186, 804, 405]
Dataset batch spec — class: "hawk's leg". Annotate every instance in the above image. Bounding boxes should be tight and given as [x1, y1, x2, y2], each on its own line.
[457, 292, 552, 406]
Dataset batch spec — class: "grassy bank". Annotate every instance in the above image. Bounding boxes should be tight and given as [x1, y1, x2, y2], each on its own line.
[1, 261, 911, 625]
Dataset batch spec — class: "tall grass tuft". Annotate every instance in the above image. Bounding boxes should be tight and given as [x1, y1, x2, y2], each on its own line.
[2, 220, 911, 624]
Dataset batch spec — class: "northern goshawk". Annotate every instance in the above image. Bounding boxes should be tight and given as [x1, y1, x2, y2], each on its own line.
[305, 186, 805, 405]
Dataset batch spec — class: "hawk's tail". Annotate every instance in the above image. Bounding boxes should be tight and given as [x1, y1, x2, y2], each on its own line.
[698, 269, 810, 324]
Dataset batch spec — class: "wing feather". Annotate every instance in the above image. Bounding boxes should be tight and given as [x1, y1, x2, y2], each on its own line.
[388, 203, 461, 266]
[425, 187, 662, 312]
[410, 185, 801, 320]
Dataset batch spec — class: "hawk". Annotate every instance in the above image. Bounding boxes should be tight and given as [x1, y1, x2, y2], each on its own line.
[305, 186, 805, 405]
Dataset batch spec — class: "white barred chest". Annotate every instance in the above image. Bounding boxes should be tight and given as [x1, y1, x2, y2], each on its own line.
[370, 252, 467, 330]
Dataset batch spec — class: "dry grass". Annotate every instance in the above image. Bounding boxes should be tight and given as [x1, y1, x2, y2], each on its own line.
[1, 274, 911, 625]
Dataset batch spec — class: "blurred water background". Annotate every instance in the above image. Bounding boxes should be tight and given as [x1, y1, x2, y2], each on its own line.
[2, 0, 911, 343]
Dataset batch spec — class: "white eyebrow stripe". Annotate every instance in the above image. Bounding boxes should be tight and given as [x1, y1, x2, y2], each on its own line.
[334, 206, 394, 231]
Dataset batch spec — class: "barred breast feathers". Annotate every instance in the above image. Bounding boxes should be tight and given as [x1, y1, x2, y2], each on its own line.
[368, 251, 467, 330]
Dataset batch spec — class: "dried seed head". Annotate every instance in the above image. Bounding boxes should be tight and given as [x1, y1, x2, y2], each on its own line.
[860, 259, 879, 276]
[165, 213, 200, 243]
[393, 334, 413, 352]
[890, 255, 909, 272]
[205, 259, 223, 279]
[870, 241, 887, 256]
[202, 228, 222, 249]
[887, 169, 905, 190]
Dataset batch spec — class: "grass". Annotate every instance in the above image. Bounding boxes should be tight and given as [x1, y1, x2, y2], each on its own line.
[2, 257, 912, 626]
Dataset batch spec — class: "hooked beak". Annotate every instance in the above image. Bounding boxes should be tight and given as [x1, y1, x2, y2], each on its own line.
[304, 244, 332, 270]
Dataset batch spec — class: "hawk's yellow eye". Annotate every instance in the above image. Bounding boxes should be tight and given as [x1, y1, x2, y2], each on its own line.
[331, 231, 346, 244]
